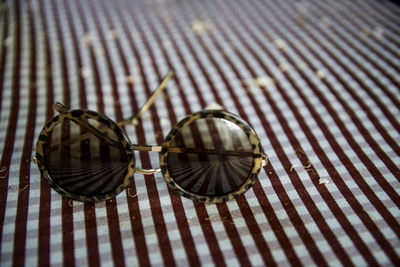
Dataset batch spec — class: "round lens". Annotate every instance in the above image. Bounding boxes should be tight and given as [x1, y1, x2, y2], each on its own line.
[40, 112, 133, 201]
[166, 115, 254, 197]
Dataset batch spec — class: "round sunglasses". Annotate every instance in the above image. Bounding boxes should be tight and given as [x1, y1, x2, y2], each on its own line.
[34, 70, 267, 203]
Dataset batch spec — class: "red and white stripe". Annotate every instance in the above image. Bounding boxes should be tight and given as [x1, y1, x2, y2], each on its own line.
[0, 0, 399, 266]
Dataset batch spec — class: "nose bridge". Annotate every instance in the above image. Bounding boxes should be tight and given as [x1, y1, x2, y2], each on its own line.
[131, 144, 163, 175]
[134, 167, 162, 175]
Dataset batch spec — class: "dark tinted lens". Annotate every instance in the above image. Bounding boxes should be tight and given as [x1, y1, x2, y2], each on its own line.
[43, 115, 130, 198]
[167, 117, 253, 196]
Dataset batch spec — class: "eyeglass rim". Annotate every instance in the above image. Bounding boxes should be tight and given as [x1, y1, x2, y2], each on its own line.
[159, 109, 264, 204]
[35, 109, 136, 202]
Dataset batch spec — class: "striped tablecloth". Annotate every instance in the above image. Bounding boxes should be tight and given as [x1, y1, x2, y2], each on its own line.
[1, 0, 400, 266]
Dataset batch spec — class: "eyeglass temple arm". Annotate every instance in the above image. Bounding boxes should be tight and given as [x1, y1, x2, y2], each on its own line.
[55, 69, 175, 122]
[117, 69, 175, 127]
[48, 69, 175, 150]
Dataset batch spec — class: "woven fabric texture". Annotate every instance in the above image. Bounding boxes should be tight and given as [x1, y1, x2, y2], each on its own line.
[0, 0, 400, 266]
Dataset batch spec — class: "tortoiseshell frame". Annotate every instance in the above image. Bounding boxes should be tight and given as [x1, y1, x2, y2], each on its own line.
[36, 109, 265, 204]
[159, 110, 264, 204]
[35, 109, 136, 202]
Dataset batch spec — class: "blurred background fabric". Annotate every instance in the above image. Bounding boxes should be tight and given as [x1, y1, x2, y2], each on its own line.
[1, 0, 400, 266]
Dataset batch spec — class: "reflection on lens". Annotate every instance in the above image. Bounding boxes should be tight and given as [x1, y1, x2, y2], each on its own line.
[43, 115, 130, 198]
[167, 117, 253, 196]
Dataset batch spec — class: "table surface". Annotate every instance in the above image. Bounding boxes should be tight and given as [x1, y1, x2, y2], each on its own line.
[1, 0, 400, 266]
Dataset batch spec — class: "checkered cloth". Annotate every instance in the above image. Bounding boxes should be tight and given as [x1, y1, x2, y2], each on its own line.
[1, 0, 400, 265]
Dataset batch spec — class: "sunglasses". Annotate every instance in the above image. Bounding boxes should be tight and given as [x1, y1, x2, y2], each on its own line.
[34, 70, 268, 203]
